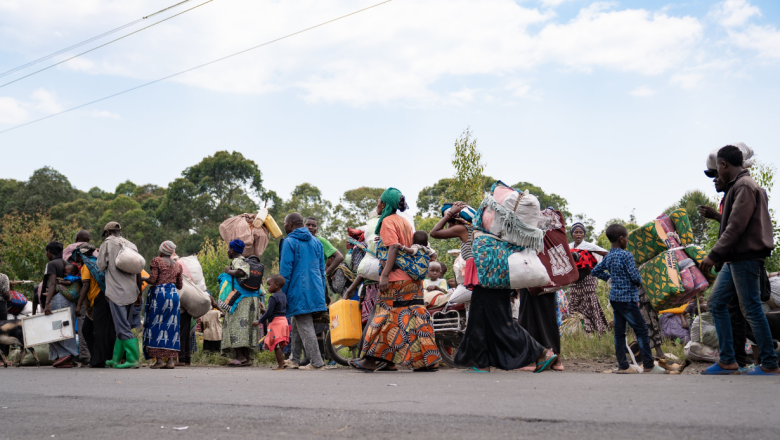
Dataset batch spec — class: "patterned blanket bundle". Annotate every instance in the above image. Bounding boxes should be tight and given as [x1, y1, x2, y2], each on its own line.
[632, 209, 712, 310]
[528, 209, 579, 295]
[471, 231, 550, 290]
[627, 208, 694, 266]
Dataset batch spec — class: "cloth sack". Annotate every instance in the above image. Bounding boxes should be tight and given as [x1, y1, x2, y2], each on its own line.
[691, 312, 719, 347]
[179, 276, 212, 318]
[448, 285, 472, 305]
[7, 291, 28, 315]
[474, 181, 544, 252]
[376, 238, 429, 281]
[628, 209, 694, 266]
[219, 214, 255, 249]
[529, 209, 578, 295]
[177, 256, 208, 293]
[115, 238, 146, 274]
[681, 245, 718, 284]
[684, 341, 719, 363]
[472, 232, 550, 290]
[357, 254, 382, 281]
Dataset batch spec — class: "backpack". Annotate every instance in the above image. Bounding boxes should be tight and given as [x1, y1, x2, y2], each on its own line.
[239, 256, 265, 292]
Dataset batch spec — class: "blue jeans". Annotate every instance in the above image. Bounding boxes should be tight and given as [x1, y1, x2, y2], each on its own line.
[611, 301, 654, 370]
[708, 260, 778, 370]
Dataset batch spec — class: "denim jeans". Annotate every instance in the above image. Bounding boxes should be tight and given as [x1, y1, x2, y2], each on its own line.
[611, 301, 655, 370]
[709, 260, 778, 369]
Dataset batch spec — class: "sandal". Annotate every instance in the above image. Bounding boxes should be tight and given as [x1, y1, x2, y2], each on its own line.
[700, 363, 740, 375]
[552, 364, 564, 371]
[413, 367, 439, 372]
[463, 367, 489, 373]
[377, 365, 398, 371]
[348, 359, 376, 373]
[534, 352, 558, 373]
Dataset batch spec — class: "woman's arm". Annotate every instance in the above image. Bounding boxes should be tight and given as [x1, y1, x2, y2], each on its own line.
[75, 279, 90, 315]
[430, 215, 469, 242]
[253, 296, 277, 327]
[144, 260, 159, 285]
[175, 266, 183, 290]
[325, 250, 344, 277]
[44, 273, 57, 315]
[343, 275, 364, 300]
[224, 268, 246, 278]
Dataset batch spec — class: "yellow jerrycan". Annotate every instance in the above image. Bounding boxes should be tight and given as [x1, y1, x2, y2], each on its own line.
[328, 299, 362, 346]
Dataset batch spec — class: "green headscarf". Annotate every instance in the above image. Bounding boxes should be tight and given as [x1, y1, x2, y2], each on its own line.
[375, 187, 402, 235]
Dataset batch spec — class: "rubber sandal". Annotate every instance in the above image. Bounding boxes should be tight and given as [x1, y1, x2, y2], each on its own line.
[552, 364, 564, 371]
[413, 367, 439, 372]
[534, 354, 558, 373]
[743, 366, 780, 376]
[463, 367, 489, 373]
[348, 359, 375, 373]
[700, 363, 741, 375]
[227, 359, 243, 367]
[377, 365, 398, 371]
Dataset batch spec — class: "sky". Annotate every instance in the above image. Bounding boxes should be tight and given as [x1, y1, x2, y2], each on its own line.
[1, 0, 779, 230]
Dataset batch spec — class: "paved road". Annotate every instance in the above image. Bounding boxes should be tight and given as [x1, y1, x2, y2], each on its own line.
[1, 366, 777, 439]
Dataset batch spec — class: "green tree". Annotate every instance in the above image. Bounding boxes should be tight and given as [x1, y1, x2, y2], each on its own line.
[182, 151, 264, 218]
[10, 167, 81, 215]
[332, 187, 385, 228]
[750, 161, 779, 271]
[596, 217, 640, 250]
[451, 128, 486, 209]
[568, 213, 597, 243]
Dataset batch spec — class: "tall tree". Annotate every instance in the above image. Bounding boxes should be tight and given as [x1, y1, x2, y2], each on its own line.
[333, 187, 385, 228]
[12, 167, 80, 215]
[451, 128, 486, 209]
[182, 151, 264, 216]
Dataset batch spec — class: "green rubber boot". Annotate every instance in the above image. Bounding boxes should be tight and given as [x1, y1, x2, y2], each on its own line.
[115, 338, 140, 369]
[105, 339, 123, 367]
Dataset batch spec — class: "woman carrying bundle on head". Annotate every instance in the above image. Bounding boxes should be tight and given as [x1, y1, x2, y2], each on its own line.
[349, 188, 441, 372]
[568, 222, 609, 334]
[432, 202, 558, 373]
[141, 240, 183, 370]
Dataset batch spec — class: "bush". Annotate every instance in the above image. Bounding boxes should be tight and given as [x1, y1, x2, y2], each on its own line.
[197, 236, 229, 297]
[0, 212, 79, 297]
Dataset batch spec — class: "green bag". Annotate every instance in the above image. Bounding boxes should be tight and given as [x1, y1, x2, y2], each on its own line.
[640, 251, 685, 311]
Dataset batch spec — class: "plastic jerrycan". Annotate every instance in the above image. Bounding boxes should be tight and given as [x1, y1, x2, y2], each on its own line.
[328, 299, 362, 346]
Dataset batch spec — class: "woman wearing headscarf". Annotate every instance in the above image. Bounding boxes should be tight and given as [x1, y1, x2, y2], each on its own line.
[568, 222, 609, 334]
[349, 188, 441, 372]
[141, 240, 183, 370]
[218, 239, 261, 367]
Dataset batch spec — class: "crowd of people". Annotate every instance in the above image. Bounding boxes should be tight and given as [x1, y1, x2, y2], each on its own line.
[0, 144, 777, 376]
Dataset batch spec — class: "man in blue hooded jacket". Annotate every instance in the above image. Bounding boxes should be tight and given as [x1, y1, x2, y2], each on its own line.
[280, 212, 327, 370]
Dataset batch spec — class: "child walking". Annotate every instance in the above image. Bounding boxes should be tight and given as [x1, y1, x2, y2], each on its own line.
[253, 274, 289, 370]
[591, 224, 665, 374]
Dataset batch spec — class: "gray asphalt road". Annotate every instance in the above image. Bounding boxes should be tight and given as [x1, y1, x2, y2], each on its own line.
[1, 366, 777, 440]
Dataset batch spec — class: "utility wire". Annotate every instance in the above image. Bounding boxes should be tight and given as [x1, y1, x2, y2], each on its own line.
[0, 0, 395, 135]
[0, 0, 195, 79]
[0, 0, 216, 89]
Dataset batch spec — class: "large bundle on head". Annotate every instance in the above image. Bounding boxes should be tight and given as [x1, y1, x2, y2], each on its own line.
[629, 209, 715, 311]
[219, 213, 270, 258]
[471, 181, 549, 290]
[474, 181, 544, 252]
[528, 209, 579, 295]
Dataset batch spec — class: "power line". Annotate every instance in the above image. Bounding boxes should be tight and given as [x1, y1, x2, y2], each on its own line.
[0, 0, 217, 90]
[0, 0, 196, 79]
[0, 0, 395, 135]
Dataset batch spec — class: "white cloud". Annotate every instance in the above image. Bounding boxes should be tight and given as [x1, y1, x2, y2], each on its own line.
[505, 79, 531, 97]
[710, 0, 761, 28]
[729, 25, 780, 59]
[90, 110, 121, 119]
[539, 0, 572, 7]
[0, 97, 28, 124]
[629, 85, 656, 97]
[670, 72, 703, 89]
[534, 3, 702, 75]
[30, 88, 63, 113]
[0, 0, 704, 106]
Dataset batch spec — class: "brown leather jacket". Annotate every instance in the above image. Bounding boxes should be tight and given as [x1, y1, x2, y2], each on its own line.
[708, 170, 774, 263]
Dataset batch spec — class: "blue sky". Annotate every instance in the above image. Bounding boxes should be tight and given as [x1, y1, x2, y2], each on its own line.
[1, 0, 779, 230]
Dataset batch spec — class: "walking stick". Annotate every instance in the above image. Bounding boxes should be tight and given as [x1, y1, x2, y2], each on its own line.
[696, 295, 703, 342]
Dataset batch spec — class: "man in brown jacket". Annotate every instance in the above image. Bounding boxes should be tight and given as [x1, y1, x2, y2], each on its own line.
[700, 145, 778, 375]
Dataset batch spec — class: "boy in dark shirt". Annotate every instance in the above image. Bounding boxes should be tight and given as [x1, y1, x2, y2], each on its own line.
[253, 275, 288, 370]
[591, 224, 665, 374]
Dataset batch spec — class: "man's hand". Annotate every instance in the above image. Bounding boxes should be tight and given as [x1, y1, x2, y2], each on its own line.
[700, 256, 715, 275]
[252, 320, 261, 327]
[698, 205, 719, 220]
[379, 275, 389, 293]
[44, 305, 52, 316]
[75, 305, 81, 316]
